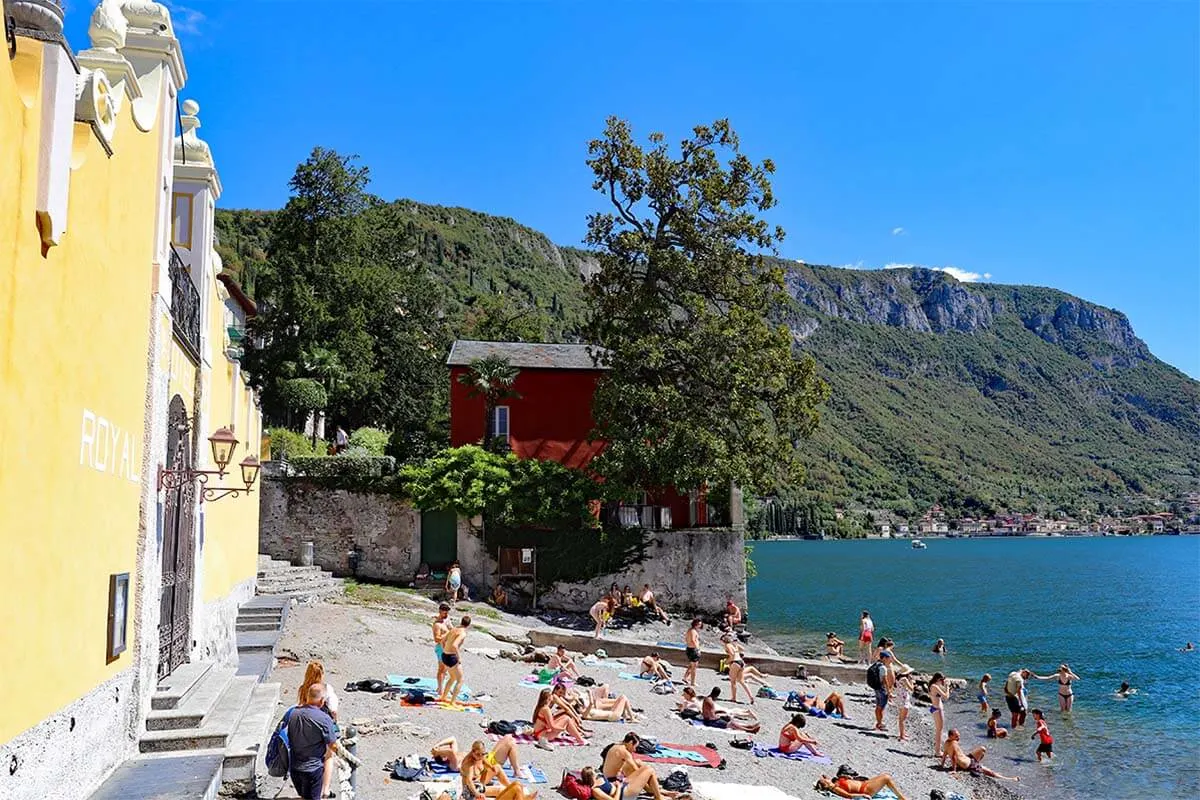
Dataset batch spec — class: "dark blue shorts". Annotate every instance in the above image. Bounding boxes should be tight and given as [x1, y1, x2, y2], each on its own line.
[291, 767, 324, 800]
[874, 688, 889, 709]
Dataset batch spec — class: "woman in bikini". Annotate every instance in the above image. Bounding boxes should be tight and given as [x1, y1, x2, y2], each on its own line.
[779, 714, 824, 756]
[457, 741, 536, 799]
[590, 597, 615, 638]
[531, 688, 588, 749]
[928, 672, 950, 757]
[430, 735, 524, 775]
[1039, 663, 1081, 712]
[815, 772, 909, 800]
[570, 683, 638, 723]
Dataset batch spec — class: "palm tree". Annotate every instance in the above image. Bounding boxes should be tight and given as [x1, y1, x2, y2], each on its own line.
[457, 356, 520, 453]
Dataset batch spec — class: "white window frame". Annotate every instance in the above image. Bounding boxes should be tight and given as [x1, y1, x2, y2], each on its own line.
[489, 405, 510, 441]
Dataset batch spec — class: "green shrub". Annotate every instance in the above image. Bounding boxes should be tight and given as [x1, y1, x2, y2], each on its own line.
[278, 378, 327, 414]
[288, 456, 396, 479]
[268, 427, 316, 461]
[348, 427, 390, 456]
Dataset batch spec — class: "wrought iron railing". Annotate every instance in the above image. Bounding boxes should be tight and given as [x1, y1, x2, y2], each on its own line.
[169, 246, 201, 360]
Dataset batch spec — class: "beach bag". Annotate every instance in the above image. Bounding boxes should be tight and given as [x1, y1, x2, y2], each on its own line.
[559, 772, 593, 800]
[265, 707, 295, 777]
[577, 675, 596, 687]
[404, 688, 432, 705]
[537, 668, 557, 683]
[662, 769, 692, 792]
[345, 679, 388, 693]
[866, 661, 886, 690]
[390, 754, 429, 781]
[679, 707, 700, 720]
[783, 691, 805, 712]
[487, 720, 517, 736]
[730, 738, 754, 750]
[635, 737, 659, 755]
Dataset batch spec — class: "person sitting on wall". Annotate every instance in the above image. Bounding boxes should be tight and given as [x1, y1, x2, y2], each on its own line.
[489, 583, 509, 609]
[640, 584, 670, 623]
[724, 596, 744, 628]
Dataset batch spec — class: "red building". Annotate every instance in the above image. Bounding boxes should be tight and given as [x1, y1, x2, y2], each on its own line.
[447, 340, 706, 528]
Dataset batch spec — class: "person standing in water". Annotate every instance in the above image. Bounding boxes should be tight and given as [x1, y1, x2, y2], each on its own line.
[858, 610, 875, 663]
[1040, 663, 1081, 712]
[932, 638, 946, 655]
[1031, 709, 1054, 762]
[978, 674, 992, 713]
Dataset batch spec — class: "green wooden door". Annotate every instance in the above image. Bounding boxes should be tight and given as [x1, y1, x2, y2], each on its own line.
[420, 510, 458, 569]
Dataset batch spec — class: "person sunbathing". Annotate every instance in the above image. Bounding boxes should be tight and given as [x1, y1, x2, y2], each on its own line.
[548, 685, 594, 734]
[826, 632, 846, 659]
[815, 773, 910, 800]
[570, 683, 638, 723]
[940, 729, 1019, 782]
[640, 584, 670, 623]
[701, 687, 760, 732]
[457, 740, 537, 799]
[532, 688, 587, 749]
[430, 735, 523, 776]
[547, 646, 580, 679]
[779, 714, 824, 757]
[600, 733, 667, 800]
[822, 691, 847, 717]
[639, 652, 671, 680]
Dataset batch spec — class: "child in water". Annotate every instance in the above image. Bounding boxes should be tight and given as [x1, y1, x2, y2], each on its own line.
[1031, 709, 1053, 762]
[978, 674, 991, 713]
[987, 709, 1008, 738]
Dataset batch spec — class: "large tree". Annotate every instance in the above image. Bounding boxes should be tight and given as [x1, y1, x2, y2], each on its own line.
[242, 148, 449, 456]
[584, 117, 829, 495]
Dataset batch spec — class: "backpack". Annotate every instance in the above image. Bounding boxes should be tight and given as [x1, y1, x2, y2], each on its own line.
[729, 738, 754, 750]
[866, 661, 886, 690]
[390, 754, 429, 781]
[783, 691, 805, 712]
[487, 720, 517, 736]
[404, 689, 432, 705]
[662, 769, 692, 792]
[265, 707, 295, 778]
[635, 737, 659, 755]
[560, 772, 593, 800]
[576, 676, 596, 687]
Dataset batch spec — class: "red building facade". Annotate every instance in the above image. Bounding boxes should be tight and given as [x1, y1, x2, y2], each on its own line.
[447, 341, 705, 527]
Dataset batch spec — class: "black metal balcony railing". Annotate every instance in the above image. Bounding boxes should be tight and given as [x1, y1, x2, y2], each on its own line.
[169, 246, 201, 360]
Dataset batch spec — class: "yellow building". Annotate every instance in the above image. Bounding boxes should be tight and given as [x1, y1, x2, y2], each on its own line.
[0, 2, 264, 797]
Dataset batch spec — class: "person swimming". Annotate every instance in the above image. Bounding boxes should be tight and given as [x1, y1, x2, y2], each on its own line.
[1182, 642, 1195, 652]
[1116, 681, 1137, 697]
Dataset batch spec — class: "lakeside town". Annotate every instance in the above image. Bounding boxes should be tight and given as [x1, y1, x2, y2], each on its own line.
[867, 499, 1200, 537]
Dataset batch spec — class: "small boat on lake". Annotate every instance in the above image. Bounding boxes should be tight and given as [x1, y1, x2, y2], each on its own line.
[911, 539, 927, 549]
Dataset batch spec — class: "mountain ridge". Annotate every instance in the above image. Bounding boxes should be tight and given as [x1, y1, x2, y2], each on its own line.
[215, 201, 1200, 516]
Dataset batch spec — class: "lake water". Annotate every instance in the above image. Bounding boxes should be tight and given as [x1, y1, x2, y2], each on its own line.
[747, 536, 1200, 799]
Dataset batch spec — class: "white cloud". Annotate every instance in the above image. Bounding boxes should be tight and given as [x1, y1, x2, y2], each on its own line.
[891, 227, 907, 236]
[164, 2, 205, 36]
[883, 264, 995, 283]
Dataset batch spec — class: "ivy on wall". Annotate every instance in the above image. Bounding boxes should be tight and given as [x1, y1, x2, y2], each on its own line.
[484, 524, 650, 592]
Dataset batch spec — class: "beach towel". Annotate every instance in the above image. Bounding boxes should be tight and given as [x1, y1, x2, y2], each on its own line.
[640, 743, 723, 768]
[425, 761, 548, 784]
[399, 697, 484, 714]
[490, 732, 588, 747]
[751, 743, 832, 765]
[387, 675, 473, 702]
[618, 672, 656, 681]
[687, 719, 752, 736]
[579, 656, 628, 669]
[692, 782, 803, 800]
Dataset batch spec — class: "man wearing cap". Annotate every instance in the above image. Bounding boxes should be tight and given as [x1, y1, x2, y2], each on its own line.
[870, 650, 895, 732]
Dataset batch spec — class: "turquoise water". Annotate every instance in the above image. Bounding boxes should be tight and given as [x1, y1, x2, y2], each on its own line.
[747, 536, 1200, 799]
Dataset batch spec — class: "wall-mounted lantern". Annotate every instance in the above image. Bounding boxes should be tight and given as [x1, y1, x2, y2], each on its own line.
[158, 426, 261, 502]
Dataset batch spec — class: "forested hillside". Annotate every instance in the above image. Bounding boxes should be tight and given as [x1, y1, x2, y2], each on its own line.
[215, 203, 1200, 517]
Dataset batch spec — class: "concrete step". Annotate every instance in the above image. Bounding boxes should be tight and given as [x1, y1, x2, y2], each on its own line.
[236, 620, 281, 632]
[88, 752, 223, 800]
[139, 675, 257, 754]
[146, 667, 235, 731]
[256, 576, 343, 595]
[257, 564, 324, 578]
[221, 682, 281, 792]
[236, 630, 281, 654]
[151, 662, 214, 711]
[237, 611, 283, 624]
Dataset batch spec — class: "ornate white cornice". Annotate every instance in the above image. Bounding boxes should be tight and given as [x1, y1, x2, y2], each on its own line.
[173, 98, 221, 196]
[116, 0, 186, 91]
[77, 0, 142, 103]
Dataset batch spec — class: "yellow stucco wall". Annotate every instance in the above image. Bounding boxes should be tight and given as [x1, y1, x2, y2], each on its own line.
[0, 41, 160, 743]
[200, 293, 260, 603]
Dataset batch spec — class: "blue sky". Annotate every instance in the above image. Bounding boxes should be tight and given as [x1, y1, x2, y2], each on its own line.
[69, 2, 1199, 376]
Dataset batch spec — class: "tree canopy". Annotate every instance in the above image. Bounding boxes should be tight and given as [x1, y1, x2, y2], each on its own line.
[583, 117, 829, 495]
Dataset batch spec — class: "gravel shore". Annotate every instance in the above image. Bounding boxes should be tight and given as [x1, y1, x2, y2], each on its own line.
[257, 591, 1024, 800]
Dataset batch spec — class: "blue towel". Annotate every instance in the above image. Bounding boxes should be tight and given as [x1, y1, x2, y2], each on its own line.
[618, 672, 655, 681]
[426, 760, 547, 784]
[386, 674, 472, 702]
[652, 746, 712, 764]
[751, 743, 832, 765]
[656, 641, 686, 649]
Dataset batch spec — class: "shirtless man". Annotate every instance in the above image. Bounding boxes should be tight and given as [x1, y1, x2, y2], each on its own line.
[940, 729, 1019, 783]
[826, 632, 846, 660]
[639, 652, 671, 681]
[724, 596, 743, 629]
[683, 619, 703, 686]
[600, 733, 667, 800]
[640, 584, 669, 623]
[547, 645, 580, 679]
[433, 603, 452, 697]
[702, 686, 760, 732]
[438, 616, 471, 703]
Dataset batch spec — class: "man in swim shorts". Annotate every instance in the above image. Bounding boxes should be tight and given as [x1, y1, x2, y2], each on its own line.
[941, 729, 1019, 782]
[433, 603, 451, 696]
[438, 615, 471, 703]
[600, 733, 667, 800]
[1004, 668, 1032, 728]
[683, 618, 703, 686]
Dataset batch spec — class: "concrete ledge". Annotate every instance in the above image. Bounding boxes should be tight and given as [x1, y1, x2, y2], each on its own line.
[527, 629, 871, 683]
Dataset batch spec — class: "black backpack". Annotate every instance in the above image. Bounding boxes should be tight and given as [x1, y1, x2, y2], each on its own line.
[487, 720, 517, 736]
[662, 770, 692, 791]
[866, 661, 885, 690]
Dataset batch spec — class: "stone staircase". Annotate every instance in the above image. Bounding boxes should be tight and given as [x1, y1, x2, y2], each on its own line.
[257, 553, 345, 601]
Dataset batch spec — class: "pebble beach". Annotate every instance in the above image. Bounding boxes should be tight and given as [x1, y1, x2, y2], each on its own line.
[258, 590, 1026, 800]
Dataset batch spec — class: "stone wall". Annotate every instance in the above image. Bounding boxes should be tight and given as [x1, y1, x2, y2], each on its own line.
[538, 528, 747, 615]
[259, 476, 423, 581]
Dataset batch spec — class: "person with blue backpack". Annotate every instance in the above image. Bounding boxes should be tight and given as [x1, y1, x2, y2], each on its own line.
[287, 683, 338, 799]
